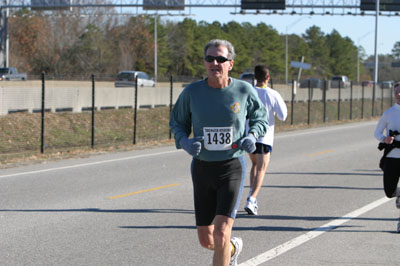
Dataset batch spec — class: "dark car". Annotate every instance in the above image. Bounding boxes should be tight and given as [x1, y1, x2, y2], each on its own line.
[300, 78, 322, 89]
[239, 72, 256, 86]
[362, 80, 373, 87]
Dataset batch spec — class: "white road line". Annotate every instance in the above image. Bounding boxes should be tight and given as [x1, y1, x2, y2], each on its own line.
[0, 120, 377, 180]
[239, 196, 391, 266]
[275, 120, 377, 139]
[0, 149, 181, 179]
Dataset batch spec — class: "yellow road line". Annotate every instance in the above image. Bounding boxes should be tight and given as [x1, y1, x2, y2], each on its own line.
[307, 149, 334, 157]
[108, 183, 179, 199]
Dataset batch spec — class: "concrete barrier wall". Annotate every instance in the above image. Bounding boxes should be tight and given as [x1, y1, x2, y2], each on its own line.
[0, 80, 392, 115]
[0, 80, 184, 115]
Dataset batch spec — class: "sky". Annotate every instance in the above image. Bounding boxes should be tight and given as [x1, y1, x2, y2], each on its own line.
[161, 7, 399, 57]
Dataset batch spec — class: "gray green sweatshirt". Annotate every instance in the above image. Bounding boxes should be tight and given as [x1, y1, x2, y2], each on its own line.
[169, 78, 269, 161]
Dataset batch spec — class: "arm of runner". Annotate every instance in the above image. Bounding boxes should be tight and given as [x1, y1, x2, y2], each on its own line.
[374, 113, 388, 143]
[274, 92, 288, 121]
[169, 89, 192, 149]
[246, 89, 269, 139]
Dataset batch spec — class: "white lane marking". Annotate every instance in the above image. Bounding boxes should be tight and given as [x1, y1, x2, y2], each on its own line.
[0, 120, 377, 179]
[275, 120, 377, 139]
[0, 149, 181, 179]
[239, 196, 391, 266]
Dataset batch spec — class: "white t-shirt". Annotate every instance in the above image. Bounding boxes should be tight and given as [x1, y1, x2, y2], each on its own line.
[374, 103, 400, 158]
[247, 86, 287, 147]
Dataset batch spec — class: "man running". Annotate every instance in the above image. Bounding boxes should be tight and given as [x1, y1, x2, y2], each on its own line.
[244, 65, 287, 215]
[169, 39, 268, 266]
[374, 82, 400, 232]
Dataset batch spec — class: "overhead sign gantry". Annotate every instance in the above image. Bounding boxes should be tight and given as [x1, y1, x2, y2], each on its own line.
[241, 0, 286, 10]
[360, 0, 400, 11]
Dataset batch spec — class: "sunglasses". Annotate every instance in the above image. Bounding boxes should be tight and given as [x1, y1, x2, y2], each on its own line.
[204, 55, 230, 63]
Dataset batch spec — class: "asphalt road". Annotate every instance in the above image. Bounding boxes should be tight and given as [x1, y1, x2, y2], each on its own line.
[1, 120, 399, 266]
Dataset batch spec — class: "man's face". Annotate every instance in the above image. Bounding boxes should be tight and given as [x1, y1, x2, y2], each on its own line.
[204, 46, 234, 80]
[395, 85, 400, 105]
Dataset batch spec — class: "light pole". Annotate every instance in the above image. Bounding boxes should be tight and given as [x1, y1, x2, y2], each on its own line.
[285, 17, 309, 84]
[154, 14, 157, 84]
[372, 0, 380, 116]
[357, 31, 372, 83]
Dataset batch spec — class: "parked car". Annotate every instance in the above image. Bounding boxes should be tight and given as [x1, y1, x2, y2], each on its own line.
[361, 80, 373, 87]
[300, 78, 322, 89]
[381, 81, 394, 89]
[330, 75, 350, 88]
[239, 72, 256, 86]
[0, 67, 27, 81]
[114, 71, 155, 87]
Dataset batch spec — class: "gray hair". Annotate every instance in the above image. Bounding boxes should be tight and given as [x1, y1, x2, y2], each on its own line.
[204, 39, 236, 60]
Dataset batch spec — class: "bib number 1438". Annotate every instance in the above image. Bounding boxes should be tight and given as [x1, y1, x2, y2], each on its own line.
[203, 127, 233, 150]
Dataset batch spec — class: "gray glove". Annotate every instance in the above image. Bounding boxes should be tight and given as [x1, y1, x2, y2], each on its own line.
[180, 136, 204, 156]
[239, 134, 257, 153]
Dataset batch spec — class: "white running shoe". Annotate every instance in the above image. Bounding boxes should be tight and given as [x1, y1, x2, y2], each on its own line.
[244, 198, 258, 215]
[229, 237, 243, 266]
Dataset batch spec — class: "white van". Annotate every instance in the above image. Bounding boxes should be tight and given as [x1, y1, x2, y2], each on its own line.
[331, 75, 350, 88]
[115, 71, 155, 87]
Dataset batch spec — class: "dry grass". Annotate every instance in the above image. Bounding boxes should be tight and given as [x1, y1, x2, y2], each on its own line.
[0, 100, 383, 169]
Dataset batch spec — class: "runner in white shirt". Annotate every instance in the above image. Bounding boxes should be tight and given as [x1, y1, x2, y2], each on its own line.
[374, 82, 400, 232]
[244, 65, 288, 215]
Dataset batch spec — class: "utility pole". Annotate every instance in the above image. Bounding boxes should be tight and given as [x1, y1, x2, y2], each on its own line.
[0, 0, 5, 67]
[154, 14, 157, 84]
[372, 0, 380, 116]
[357, 31, 372, 83]
[285, 17, 310, 84]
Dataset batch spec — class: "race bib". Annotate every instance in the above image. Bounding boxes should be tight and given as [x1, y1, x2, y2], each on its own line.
[203, 127, 233, 151]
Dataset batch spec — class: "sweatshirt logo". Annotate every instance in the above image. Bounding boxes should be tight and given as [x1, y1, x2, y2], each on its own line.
[230, 102, 240, 114]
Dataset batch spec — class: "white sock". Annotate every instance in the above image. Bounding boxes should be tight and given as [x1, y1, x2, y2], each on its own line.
[248, 189, 253, 198]
[249, 196, 256, 203]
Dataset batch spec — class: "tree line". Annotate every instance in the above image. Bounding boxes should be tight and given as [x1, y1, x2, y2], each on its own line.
[8, 8, 400, 82]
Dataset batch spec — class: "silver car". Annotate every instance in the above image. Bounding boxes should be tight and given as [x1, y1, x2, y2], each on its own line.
[115, 71, 155, 87]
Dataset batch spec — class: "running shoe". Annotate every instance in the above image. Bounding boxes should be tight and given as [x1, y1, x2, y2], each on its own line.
[244, 197, 258, 215]
[229, 237, 243, 266]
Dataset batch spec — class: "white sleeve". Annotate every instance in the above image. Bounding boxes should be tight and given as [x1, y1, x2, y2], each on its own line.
[273, 92, 288, 121]
[374, 114, 387, 142]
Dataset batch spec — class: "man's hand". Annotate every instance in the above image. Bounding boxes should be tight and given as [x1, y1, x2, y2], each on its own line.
[384, 136, 395, 144]
[239, 134, 257, 153]
[180, 136, 204, 156]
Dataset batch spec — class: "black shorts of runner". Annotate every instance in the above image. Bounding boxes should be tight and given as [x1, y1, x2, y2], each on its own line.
[383, 157, 400, 198]
[191, 156, 246, 226]
[252, 143, 272, 155]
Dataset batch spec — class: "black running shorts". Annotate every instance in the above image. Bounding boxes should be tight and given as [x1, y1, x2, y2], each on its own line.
[191, 156, 246, 226]
[252, 143, 272, 154]
[383, 157, 400, 198]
